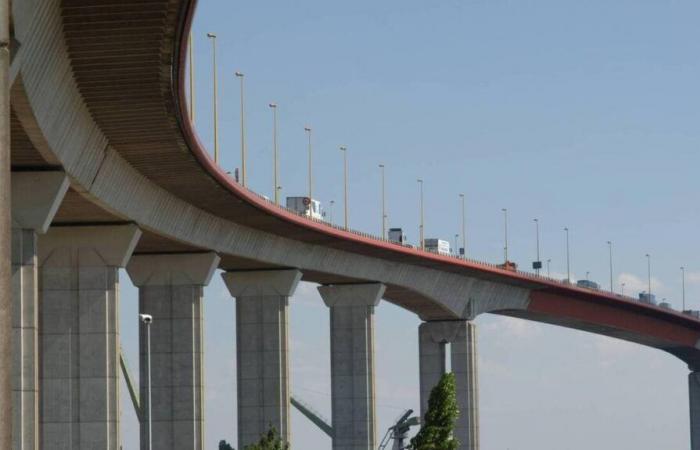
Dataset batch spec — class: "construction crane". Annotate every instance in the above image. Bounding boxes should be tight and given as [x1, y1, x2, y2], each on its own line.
[378, 409, 421, 450]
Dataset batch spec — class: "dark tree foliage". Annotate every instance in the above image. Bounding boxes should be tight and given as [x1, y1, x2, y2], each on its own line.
[410, 372, 460, 450]
[243, 427, 289, 450]
[218, 440, 235, 450]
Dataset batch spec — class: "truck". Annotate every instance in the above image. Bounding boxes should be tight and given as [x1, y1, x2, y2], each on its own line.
[424, 238, 451, 255]
[576, 279, 600, 290]
[388, 228, 407, 244]
[286, 196, 323, 220]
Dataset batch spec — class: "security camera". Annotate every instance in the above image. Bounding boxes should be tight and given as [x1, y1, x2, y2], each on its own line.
[139, 314, 153, 324]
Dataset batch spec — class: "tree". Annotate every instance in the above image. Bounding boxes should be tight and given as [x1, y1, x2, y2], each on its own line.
[243, 427, 289, 450]
[219, 440, 235, 450]
[410, 372, 460, 450]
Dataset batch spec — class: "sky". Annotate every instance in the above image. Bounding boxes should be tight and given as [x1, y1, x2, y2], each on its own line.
[118, 1, 700, 448]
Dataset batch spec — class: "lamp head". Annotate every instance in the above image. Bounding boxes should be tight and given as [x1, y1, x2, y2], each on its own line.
[139, 314, 153, 324]
[206, 32, 216, 38]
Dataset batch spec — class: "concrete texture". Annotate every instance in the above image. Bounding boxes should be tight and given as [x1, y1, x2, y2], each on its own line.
[11, 171, 68, 233]
[318, 283, 385, 450]
[127, 252, 219, 450]
[691, 372, 700, 450]
[38, 225, 140, 450]
[222, 270, 302, 448]
[0, 1, 10, 447]
[419, 321, 479, 450]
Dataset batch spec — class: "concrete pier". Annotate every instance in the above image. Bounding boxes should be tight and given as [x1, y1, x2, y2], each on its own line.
[11, 171, 68, 450]
[419, 321, 479, 450]
[38, 224, 141, 450]
[318, 283, 385, 450]
[690, 372, 700, 450]
[127, 252, 220, 450]
[222, 269, 302, 448]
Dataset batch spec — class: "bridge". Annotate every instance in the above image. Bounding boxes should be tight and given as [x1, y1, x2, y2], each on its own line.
[0, 1, 698, 449]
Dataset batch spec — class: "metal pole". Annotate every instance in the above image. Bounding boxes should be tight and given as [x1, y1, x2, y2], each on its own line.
[0, 0, 11, 445]
[460, 193, 466, 258]
[235, 72, 246, 186]
[502, 208, 508, 263]
[305, 127, 312, 201]
[682, 266, 686, 311]
[646, 254, 652, 298]
[418, 179, 424, 250]
[379, 164, 386, 238]
[547, 259, 551, 278]
[269, 103, 278, 204]
[621, 282, 626, 296]
[340, 146, 348, 229]
[564, 227, 570, 283]
[206, 33, 219, 163]
[329, 200, 335, 224]
[534, 218, 540, 274]
[189, 33, 195, 123]
[607, 241, 613, 292]
[147, 322, 153, 450]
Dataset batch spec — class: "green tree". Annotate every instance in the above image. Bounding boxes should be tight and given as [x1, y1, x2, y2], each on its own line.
[218, 440, 235, 450]
[410, 372, 460, 450]
[243, 427, 289, 450]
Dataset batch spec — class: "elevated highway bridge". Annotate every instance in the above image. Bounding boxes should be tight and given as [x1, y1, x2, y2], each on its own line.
[1, 0, 699, 449]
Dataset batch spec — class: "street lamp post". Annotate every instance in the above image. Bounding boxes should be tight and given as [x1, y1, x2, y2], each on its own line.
[418, 179, 424, 250]
[621, 282, 626, 296]
[206, 33, 219, 163]
[379, 164, 386, 238]
[533, 218, 541, 274]
[454, 234, 459, 255]
[304, 127, 312, 201]
[329, 200, 335, 224]
[235, 72, 247, 186]
[547, 259, 551, 277]
[564, 227, 571, 283]
[340, 146, 348, 229]
[682, 266, 686, 311]
[269, 103, 279, 204]
[502, 208, 508, 263]
[459, 194, 466, 258]
[139, 314, 154, 450]
[607, 241, 613, 292]
[646, 254, 652, 298]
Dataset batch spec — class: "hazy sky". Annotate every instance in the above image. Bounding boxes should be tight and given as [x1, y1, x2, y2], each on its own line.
[119, 1, 700, 448]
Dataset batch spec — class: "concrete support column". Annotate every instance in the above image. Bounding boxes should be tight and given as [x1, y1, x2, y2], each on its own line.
[11, 172, 68, 450]
[126, 252, 220, 450]
[38, 224, 141, 450]
[222, 269, 302, 448]
[690, 371, 700, 450]
[419, 321, 479, 450]
[318, 283, 386, 450]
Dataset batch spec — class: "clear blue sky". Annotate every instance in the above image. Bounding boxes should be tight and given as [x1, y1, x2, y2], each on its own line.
[119, 1, 700, 448]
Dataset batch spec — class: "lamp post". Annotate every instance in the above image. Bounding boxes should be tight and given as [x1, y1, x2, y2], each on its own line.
[235, 71, 247, 186]
[139, 314, 154, 450]
[459, 193, 466, 258]
[188, 33, 195, 123]
[340, 146, 348, 229]
[502, 208, 508, 263]
[533, 218, 541, 274]
[646, 254, 652, 298]
[547, 259, 551, 277]
[586, 271, 590, 281]
[621, 282, 626, 296]
[454, 234, 459, 255]
[682, 266, 686, 311]
[564, 227, 571, 283]
[418, 179, 424, 250]
[206, 33, 219, 163]
[607, 241, 613, 292]
[329, 200, 335, 224]
[379, 164, 386, 238]
[269, 103, 279, 204]
[304, 127, 312, 201]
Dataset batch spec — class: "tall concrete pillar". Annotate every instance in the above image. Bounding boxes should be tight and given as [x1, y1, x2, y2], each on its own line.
[10, 172, 68, 450]
[419, 321, 479, 450]
[690, 371, 700, 450]
[318, 283, 386, 450]
[126, 252, 220, 450]
[222, 269, 302, 448]
[38, 224, 141, 450]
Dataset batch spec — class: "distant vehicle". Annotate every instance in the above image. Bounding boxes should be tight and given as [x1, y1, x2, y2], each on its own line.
[498, 261, 518, 272]
[659, 301, 672, 310]
[286, 196, 323, 220]
[388, 228, 407, 244]
[576, 279, 600, 290]
[638, 292, 657, 305]
[424, 238, 451, 255]
[684, 310, 700, 319]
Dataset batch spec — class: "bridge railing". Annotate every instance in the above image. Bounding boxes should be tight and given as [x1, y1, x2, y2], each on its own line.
[242, 186, 691, 315]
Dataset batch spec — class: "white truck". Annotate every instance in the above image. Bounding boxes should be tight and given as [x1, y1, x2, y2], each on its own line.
[424, 238, 451, 255]
[286, 196, 323, 220]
